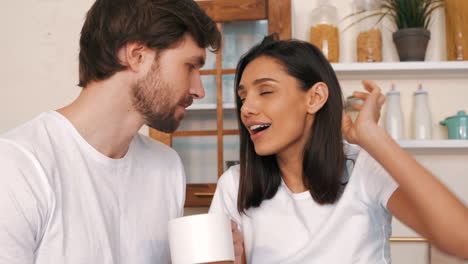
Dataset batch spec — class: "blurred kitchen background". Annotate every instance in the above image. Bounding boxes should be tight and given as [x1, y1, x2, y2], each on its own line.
[1, 0, 467, 263]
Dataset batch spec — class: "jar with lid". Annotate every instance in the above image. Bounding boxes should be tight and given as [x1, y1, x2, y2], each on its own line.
[310, 0, 340, 62]
[344, 96, 364, 122]
[353, 0, 382, 62]
[440, 110, 468, 139]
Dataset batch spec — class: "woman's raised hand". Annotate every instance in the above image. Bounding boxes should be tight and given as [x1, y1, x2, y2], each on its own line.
[342, 80, 386, 146]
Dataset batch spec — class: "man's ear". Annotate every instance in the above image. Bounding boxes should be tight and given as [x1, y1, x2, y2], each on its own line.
[306, 82, 329, 114]
[117, 42, 151, 72]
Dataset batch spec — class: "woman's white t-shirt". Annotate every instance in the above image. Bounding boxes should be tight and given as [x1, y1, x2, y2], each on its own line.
[209, 143, 399, 264]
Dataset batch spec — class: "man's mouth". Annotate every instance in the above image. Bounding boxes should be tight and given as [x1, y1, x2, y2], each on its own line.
[179, 97, 193, 109]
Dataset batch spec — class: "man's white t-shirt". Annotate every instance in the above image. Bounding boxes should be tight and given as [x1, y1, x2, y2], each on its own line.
[0, 111, 185, 264]
[210, 143, 399, 264]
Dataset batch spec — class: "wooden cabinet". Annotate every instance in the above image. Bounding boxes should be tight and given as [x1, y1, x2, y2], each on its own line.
[149, 0, 292, 207]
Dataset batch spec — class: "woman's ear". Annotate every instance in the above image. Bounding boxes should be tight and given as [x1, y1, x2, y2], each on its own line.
[306, 82, 329, 114]
[117, 42, 152, 72]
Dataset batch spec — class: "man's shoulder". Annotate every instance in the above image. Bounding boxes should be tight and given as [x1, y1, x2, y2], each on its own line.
[0, 139, 32, 165]
[0, 112, 53, 153]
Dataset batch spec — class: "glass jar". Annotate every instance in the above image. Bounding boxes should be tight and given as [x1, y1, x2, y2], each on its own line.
[445, 0, 467, 61]
[452, 15, 465, 61]
[344, 96, 363, 122]
[353, 0, 382, 62]
[310, 0, 340, 62]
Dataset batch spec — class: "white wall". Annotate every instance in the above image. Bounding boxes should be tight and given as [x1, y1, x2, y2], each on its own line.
[0, 0, 153, 135]
[0, 0, 93, 133]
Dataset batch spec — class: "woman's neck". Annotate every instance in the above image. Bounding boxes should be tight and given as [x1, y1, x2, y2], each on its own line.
[277, 150, 308, 193]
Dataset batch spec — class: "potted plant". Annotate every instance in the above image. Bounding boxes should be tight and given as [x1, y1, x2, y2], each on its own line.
[344, 0, 445, 61]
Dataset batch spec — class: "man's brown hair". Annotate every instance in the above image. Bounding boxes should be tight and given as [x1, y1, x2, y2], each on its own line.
[78, 0, 221, 87]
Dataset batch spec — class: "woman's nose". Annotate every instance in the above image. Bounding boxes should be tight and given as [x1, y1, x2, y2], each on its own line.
[240, 99, 258, 117]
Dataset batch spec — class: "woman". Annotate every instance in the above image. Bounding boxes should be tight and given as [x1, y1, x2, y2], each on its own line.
[209, 34, 468, 263]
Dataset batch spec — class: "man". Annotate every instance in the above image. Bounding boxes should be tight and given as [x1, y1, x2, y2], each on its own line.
[0, 0, 221, 263]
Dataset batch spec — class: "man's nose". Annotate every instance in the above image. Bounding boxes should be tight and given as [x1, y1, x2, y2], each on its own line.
[190, 74, 205, 99]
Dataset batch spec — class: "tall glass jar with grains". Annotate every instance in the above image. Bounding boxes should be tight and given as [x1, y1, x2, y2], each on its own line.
[310, 0, 340, 62]
[353, 0, 383, 62]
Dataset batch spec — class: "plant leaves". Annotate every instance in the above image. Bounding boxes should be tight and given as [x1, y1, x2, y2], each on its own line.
[345, 0, 444, 31]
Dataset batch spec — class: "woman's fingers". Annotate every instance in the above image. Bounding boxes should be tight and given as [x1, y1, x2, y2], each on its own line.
[353, 81, 385, 110]
[362, 80, 381, 94]
[352, 91, 368, 100]
[378, 93, 386, 106]
[231, 220, 237, 231]
[231, 220, 244, 258]
[353, 103, 363, 111]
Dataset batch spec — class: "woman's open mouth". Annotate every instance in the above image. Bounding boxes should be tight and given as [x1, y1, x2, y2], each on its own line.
[249, 124, 271, 141]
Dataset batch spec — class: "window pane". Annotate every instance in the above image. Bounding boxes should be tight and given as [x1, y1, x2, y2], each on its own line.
[222, 20, 268, 69]
[222, 74, 235, 104]
[177, 110, 217, 131]
[177, 110, 238, 131]
[173, 136, 217, 184]
[195, 75, 216, 106]
[201, 49, 216, 70]
[223, 135, 240, 172]
[223, 109, 239, 130]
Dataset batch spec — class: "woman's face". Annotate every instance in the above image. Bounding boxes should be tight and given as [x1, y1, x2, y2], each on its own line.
[237, 56, 314, 156]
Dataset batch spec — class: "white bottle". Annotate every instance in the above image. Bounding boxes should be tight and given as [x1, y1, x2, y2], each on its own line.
[384, 84, 404, 140]
[412, 84, 432, 140]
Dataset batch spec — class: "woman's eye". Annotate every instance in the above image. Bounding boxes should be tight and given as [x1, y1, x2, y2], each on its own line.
[260, 91, 272, 95]
[188, 64, 195, 71]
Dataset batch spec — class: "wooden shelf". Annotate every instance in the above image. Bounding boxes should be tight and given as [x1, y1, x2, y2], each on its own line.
[331, 61, 468, 80]
[201, 61, 468, 79]
[398, 140, 468, 154]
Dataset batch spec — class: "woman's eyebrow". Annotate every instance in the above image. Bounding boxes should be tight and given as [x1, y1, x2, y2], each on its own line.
[252, 77, 278, 85]
[237, 77, 278, 95]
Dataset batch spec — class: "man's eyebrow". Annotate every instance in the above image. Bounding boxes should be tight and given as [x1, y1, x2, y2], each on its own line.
[190, 55, 205, 67]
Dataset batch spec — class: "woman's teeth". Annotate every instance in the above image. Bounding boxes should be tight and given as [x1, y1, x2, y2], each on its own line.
[250, 124, 271, 133]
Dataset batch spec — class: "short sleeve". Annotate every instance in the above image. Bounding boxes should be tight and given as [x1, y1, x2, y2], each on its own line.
[175, 154, 186, 218]
[354, 150, 399, 209]
[0, 140, 52, 264]
[209, 165, 242, 227]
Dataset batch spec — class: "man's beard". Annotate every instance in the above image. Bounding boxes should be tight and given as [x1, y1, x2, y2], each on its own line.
[131, 61, 192, 133]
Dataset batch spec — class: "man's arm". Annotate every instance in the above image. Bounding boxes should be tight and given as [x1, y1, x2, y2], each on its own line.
[0, 140, 50, 264]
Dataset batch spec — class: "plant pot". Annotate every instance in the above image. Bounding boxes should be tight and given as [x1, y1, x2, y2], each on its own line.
[392, 28, 431, 61]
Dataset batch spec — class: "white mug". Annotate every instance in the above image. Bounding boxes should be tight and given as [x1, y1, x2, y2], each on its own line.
[168, 213, 235, 264]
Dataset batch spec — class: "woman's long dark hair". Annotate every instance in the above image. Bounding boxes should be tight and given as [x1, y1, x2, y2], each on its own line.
[235, 34, 346, 214]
